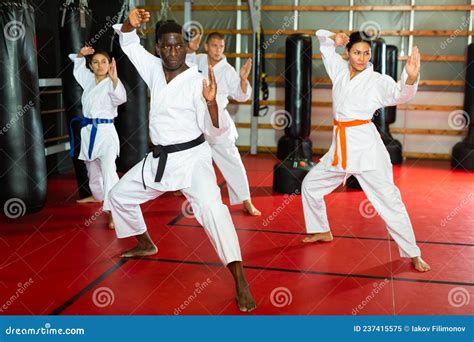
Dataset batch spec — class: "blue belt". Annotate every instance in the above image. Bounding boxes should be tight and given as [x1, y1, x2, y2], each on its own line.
[69, 117, 114, 159]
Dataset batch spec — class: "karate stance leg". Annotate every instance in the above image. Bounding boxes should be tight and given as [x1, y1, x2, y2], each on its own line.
[85, 160, 104, 202]
[181, 159, 256, 312]
[355, 149, 430, 272]
[211, 143, 261, 216]
[109, 161, 163, 256]
[301, 162, 345, 242]
[98, 154, 120, 212]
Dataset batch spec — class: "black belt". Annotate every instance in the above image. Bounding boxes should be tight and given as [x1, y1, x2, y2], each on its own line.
[141, 134, 206, 189]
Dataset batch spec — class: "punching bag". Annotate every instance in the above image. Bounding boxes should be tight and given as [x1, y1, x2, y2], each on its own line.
[276, 34, 313, 161]
[58, 0, 93, 199]
[111, 0, 149, 172]
[0, 0, 47, 216]
[451, 43, 474, 170]
[273, 34, 313, 194]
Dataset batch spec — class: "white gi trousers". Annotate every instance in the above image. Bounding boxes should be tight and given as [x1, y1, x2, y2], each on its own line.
[210, 140, 251, 205]
[109, 155, 243, 266]
[302, 143, 421, 258]
[84, 135, 119, 212]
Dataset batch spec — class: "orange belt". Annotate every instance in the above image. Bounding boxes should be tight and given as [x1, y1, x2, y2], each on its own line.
[332, 119, 371, 170]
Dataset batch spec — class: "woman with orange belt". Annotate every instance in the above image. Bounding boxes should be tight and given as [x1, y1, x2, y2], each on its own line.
[301, 29, 430, 272]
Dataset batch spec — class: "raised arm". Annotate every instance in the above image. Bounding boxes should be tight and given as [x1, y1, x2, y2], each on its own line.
[107, 58, 127, 107]
[227, 58, 252, 102]
[315, 29, 349, 81]
[112, 8, 161, 88]
[376, 46, 421, 107]
[187, 32, 202, 54]
[196, 65, 229, 136]
[68, 46, 95, 88]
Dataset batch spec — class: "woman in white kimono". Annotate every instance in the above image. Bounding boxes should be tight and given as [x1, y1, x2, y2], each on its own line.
[301, 30, 430, 272]
[69, 47, 127, 229]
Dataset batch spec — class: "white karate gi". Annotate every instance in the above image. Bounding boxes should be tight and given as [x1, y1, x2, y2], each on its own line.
[109, 24, 242, 265]
[302, 29, 421, 258]
[69, 54, 127, 211]
[186, 53, 252, 205]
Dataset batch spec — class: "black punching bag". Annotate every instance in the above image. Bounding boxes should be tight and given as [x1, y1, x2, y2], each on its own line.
[111, 1, 149, 172]
[0, 0, 47, 216]
[451, 43, 474, 170]
[276, 34, 313, 161]
[273, 34, 314, 194]
[58, 0, 93, 199]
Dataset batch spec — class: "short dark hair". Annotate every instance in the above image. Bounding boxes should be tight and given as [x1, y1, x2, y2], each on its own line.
[155, 20, 184, 44]
[155, 20, 180, 43]
[90, 50, 111, 63]
[206, 32, 225, 43]
[346, 31, 373, 51]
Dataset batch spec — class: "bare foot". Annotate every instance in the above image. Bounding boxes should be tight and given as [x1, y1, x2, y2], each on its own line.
[120, 244, 158, 258]
[302, 231, 333, 243]
[76, 196, 101, 204]
[227, 261, 257, 313]
[108, 214, 115, 230]
[243, 200, 261, 216]
[412, 256, 430, 272]
[236, 281, 257, 313]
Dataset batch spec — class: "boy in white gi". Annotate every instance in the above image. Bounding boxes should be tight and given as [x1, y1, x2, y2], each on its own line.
[109, 9, 256, 312]
[186, 32, 261, 216]
[69, 48, 126, 229]
[301, 30, 430, 272]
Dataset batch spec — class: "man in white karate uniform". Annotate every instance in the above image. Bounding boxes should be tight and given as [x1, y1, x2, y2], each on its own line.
[186, 32, 261, 216]
[301, 29, 430, 272]
[109, 9, 256, 312]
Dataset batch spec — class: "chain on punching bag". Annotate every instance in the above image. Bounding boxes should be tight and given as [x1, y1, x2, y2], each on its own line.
[110, 0, 149, 172]
[58, 0, 93, 198]
[0, 0, 47, 216]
